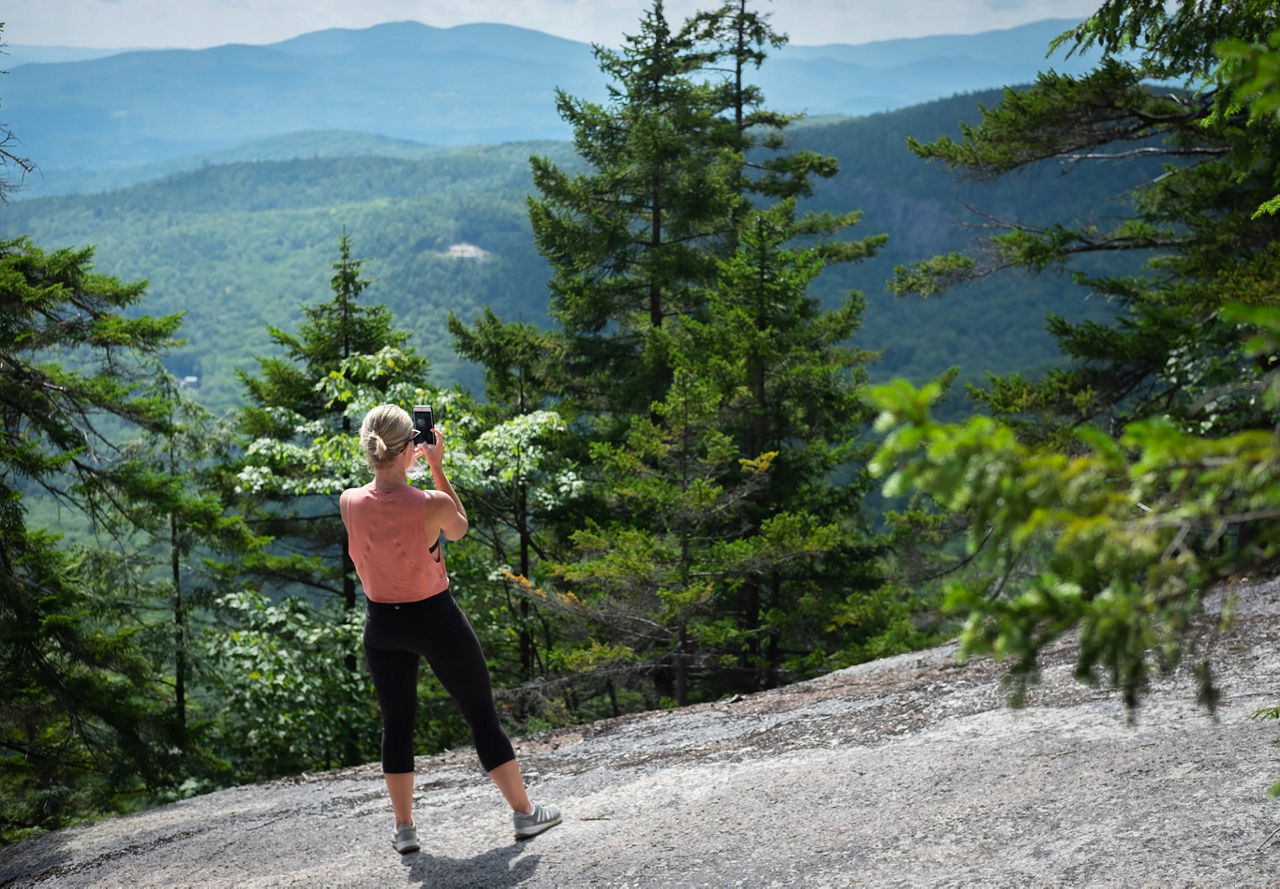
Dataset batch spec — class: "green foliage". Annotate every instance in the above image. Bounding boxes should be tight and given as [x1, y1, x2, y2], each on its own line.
[0, 236, 196, 841]
[447, 409, 583, 513]
[893, 1, 1280, 439]
[868, 305, 1280, 709]
[444, 309, 581, 687]
[448, 308, 564, 413]
[1217, 27, 1280, 217]
[199, 590, 379, 778]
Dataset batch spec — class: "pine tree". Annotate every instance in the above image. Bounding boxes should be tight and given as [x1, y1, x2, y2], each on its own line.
[509, 0, 903, 709]
[528, 0, 738, 419]
[892, 0, 1280, 442]
[546, 354, 785, 706]
[677, 201, 899, 687]
[0, 237, 190, 838]
[234, 232, 427, 609]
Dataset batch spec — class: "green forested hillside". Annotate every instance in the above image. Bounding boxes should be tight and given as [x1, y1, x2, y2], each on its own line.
[0, 91, 1154, 413]
[1, 142, 579, 407]
[21, 130, 464, 196]
[796, 90, 1156, 390]
[5, 19, 1105, 173]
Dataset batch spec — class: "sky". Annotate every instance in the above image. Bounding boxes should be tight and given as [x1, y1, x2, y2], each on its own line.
[5, 0, 1105, 50]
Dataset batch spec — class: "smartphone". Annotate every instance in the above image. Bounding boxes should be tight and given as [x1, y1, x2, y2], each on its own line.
[412, 404, 435, 445]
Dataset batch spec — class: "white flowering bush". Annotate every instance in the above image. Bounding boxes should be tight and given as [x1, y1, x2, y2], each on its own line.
[448, 409, 583, 511]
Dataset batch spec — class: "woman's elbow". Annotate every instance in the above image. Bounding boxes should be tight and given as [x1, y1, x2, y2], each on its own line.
[446, 516, 469, 541]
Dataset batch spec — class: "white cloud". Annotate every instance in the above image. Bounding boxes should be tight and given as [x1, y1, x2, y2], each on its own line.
[4, 0, 1105, 49]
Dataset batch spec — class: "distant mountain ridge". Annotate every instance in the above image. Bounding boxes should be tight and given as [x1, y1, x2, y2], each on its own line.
[2, 18, 1103, 181]
[1, 89, 1152, 411]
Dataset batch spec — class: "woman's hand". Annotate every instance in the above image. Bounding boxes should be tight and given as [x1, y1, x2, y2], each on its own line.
[416, 429, 445, 469]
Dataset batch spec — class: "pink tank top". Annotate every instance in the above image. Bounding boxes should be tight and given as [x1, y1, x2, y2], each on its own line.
[344, 483, 449, 603]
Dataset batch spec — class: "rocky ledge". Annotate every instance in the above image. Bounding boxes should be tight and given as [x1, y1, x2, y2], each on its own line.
[3, 578, 1279, 888]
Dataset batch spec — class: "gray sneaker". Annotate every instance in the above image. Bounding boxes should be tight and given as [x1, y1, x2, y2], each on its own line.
[392, 822, 420, 854]
[513, 802, 562, 840]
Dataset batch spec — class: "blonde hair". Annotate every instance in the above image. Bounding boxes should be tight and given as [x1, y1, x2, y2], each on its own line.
[359, 404, 414, 470]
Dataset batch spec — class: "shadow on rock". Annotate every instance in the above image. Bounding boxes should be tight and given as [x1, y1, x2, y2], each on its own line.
[0, 828, 73, 886]
[401, 841, 539, 887]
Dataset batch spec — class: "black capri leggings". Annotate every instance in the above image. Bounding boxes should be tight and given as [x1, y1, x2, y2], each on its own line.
[363, 590, 515, 774]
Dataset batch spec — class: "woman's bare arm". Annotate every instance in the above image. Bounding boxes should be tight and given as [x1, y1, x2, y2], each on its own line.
[417, 432, 468, 540]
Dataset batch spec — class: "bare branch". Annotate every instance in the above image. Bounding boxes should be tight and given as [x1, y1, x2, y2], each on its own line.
[1059, 146, 1228, 161]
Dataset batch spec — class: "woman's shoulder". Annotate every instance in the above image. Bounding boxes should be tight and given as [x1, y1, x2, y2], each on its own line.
[421, 488, 458, 513]
[340, 482, 376, 500]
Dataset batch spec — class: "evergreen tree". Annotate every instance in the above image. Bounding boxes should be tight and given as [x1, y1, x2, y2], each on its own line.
[235, 232, 427, 609]
[892, 0, 1280, 442]
[528, 0, 737, 418]
[510, 0, 906, 710]
[0, 237, 188, 839]
[547, 357, 783, 707]
[679, 202, 898, 687]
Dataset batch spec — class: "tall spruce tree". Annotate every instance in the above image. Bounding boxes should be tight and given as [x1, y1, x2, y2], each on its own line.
[235, 233, 426, 609]
[679, 201, 895, 687]
[528, 0, 737, 420]
[510, 0, 903, 709]
[547, 355, 784, 706]
[0, 237, 190, 838]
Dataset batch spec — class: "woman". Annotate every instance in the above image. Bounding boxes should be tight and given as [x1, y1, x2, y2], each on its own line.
[339, 404, 561, 854]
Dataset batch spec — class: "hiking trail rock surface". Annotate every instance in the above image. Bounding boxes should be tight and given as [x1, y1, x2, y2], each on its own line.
[3, 578, 1280, 888]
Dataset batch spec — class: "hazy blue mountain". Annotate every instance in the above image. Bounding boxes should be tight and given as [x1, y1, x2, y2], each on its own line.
[759, 18, 1103, 115]
[4, 18, 1102, 182]
[1, 89, 1151, 413]
[777, 18, 1090, 68]
[4, 23, 603, 172]
[2, 45, 134, 67]
[19, 130, 475, 196]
